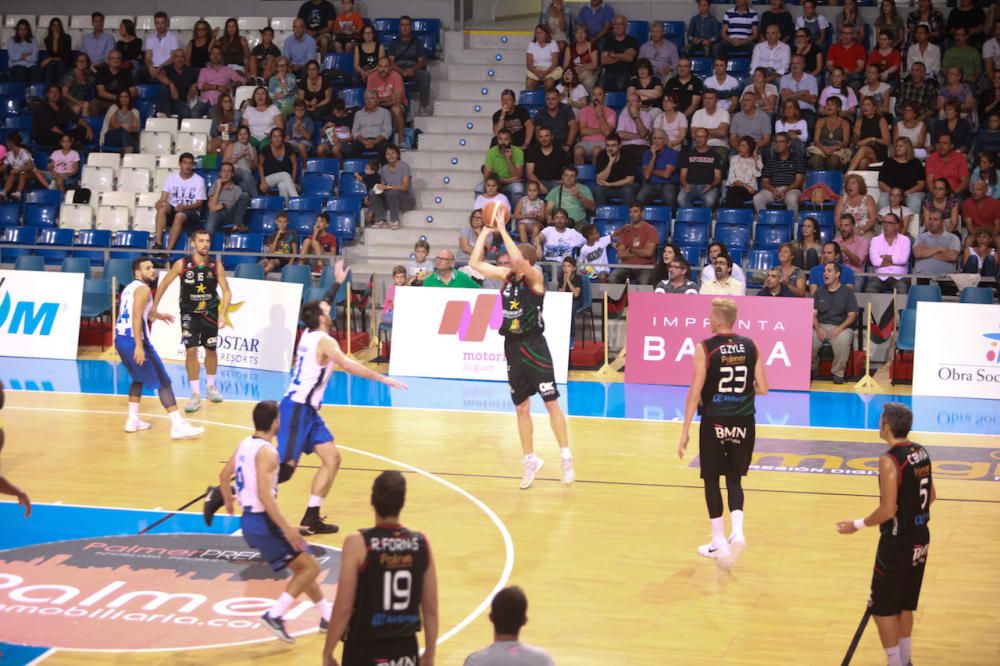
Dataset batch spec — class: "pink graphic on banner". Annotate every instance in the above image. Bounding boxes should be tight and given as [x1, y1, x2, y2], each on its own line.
[624, 293, 813, 391]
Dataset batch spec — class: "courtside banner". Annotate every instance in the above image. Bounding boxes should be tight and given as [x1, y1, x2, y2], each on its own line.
[913, 301, 1000, 400]
[389, 286, 572, 383]
[624, 292, 813, 391]
[148, 273, 302, 372]
[0, 269, 84, 360]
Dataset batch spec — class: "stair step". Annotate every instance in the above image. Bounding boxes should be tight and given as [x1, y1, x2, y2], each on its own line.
[441, 49, 525, 65]
[414, 115, 494, 134]
[417, 132, 493, 151]
[406, 150, 485, 170]
[415, 189, 476, 209]
[363, 227, 466, 247]
[401, 208, 475, 227]
[443, 63, 522, 82]
[465, 32, 533, 51]
[433, 81, 515, 100]
[428, 101, 501, 118]
[413, 171, 482, 190]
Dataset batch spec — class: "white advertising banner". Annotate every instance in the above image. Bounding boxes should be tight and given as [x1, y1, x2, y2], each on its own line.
[389, 286, 572, 383]
[0, 270, 83, 360]
[148, 273, 302, 372]
[913, 301, 1000, 400]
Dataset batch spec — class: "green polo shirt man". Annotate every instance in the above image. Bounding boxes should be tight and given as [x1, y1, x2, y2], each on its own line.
[423, 249, 482, 288]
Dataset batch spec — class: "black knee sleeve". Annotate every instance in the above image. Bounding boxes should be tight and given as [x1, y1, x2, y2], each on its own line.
[704, 477, 724, 519]
[278, 462, 296, 483]
[726, 474, 745, 513]
[157, 386, 177, 409]
[129, 382, 143, 399]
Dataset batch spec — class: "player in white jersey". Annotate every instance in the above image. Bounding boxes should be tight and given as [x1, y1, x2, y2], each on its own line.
[218, 400, 332, 644]
[205, 261, 408, 534]
[113, 258, 203, 439]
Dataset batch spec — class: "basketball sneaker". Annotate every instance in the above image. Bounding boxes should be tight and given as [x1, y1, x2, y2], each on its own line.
[729, 533, 746, 557]
[260, 613, 295, 643]
[519, 457, 544, 489]
[560, 457, 575, 485]
[698, 541, 734, 569]
[185, 393, 202, 413]
[124, 418, 152, 433]
[206, 386, 223, 403]
[171, 420, 204, 440]
[203, 485, 224, 526]
[301, 508, 340, 535]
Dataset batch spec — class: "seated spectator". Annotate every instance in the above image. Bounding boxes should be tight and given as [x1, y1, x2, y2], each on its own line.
[932, 102, 973, 155]
[796, 0, 828, 47]
[811, 262, 858, 384]
[564, 25, 600, 91]
[296, 60, 332, 123]
[894, 104, 929, 164]
[205, 162, 251, 234]
[258, 127, 300, 200]
[370, 144, 415, 231]
[936, 67, 975, 122]
[763, 0, 796, 43]
[640, 130, 680, 206]
[913, 209, 961, 279]
[62, 54, 95, 117]
[925, 133, 970, 199]
[834, 174, 879, 237]
[751, 25, 791, 83]
[691, 90, 732, 162]
[906, 25, 940, 80]
[972, 152, 1000, 199]
[654, 94, 689, 151]
[526, 127, 569, 195]
[922, 177, 960, 235]
[835, 1, 865, 44]
[350, 90, 393, 160]
[222, 126, 260, 198]
[261, 212, 298, 273]
[575, 87, 616, 164]
[687, 0, 722, 58]
[406, 239, 434, 285]
[650, 243, 681, 286]
[880, 186, 920, 237]
[868, 32, 902, 85]
[217, 19, 251, 75]
[847, 98, 891, 171]
[905, 0, 944, 45]
[808, 242, 856, 294]
[579, 223, 613, 282]
[593, 133, 640, 206]
[474, 174, 512, 212]
[875, 0, 905, 50]
[536, 208, 587, 265]
[678, 128, 724, 208]
[333, 0, 365, 54]
[948, 0, 988, 44]
[656, 256, 699, 294]
[526, 24, 563, 91]
[961, 180, 1000, 241]
[716, 0, 759, 60]
[286, 100, 316, 164]
[758, 267, 796, 296]
[818, 67, 859, 118]
[753, 132, 803, 213]
[542, 0, 570, 50]
[284, 19, 318, 78]
[145, 12, 180, 84]
[32, 85, 93, 149]
[102, 90, 141, 153]
[743, 68, 779, 117]
[535, 90, 579, 157]
[609, 204, 659, 285]
[556, 70, 590, 120]
[44, 133, 81, 192]
[457, 210, 497, 266]
[701, 242, 748, 286]
[156, 49, 199, 119]
[641, 21, 679, 80]
[878, 137, 926, 211]
[724, 135, 762, 208]
[895, 63, 939, 129]
[493, 90, 535, 150]
[243, 86, 285, 149]
[545, 166, 595, 225]
[515, 181, 548, 243]
[834, 213, 870, 282]
[7, 19, 42, 84]
[388, 17, 432, 117]
[249, 27, 281, 85]
[317, 99, 356, 160]
[599, 15, 639, 92]
[793, 27, 824, 79]
[704, 58, 742, 113]
[154, 153, 206, 251]
[41, 18, 72, 84]
[82, 12, 116, 69]
[808, 98, 852, 170]
[354, 24, 384, 83]
[208, 93, 242, 155]
[775, 100, 807, 158]
[478, 128, 526, 206]
[973, 114, 1000, 162]
[730, 92, 772, 156]
[963, 229, 998, 275]
[300, 213, 338, 271]
[826, 24, 865, 90]
[941, 27, 981, 84]
[628, 59, 664, 116]
[701, 254, 747, 295]
[297, 0, 336, 56]
[578, 0, 615, 42]
[115, 19, 143, 72]
[198, 46, 244, 117]
[560, 257, 584, 311]
[356, 158, 381, 224]
[866, 213, 912, 293]
[269, 57, 300, 116]
[779, 54, 819, 128]
[980, 72, 1000, 126]
[381, 266, 406, 324]
[424, 250, 481, 288]
[776, 242, 808, 296]
[1, 133, 48, 201]
[367, 57, 407, 147]
[664, 59, 704, 119]
[186, 20, 214, 71]
[616, 92, 653, 160]
[858, 65, 892, 117]
[796, 217, 822, 270]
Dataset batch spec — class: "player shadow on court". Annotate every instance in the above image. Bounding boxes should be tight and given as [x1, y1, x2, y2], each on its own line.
[255, 304, 295, 372]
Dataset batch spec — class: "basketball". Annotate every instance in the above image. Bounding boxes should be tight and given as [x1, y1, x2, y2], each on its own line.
[482, 200, 510, 230]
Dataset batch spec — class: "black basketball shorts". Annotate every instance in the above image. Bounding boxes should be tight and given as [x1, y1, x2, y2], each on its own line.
[698, 416, 756, 479]
[868, 529, 930, 616]
[504, 334, 559, 406]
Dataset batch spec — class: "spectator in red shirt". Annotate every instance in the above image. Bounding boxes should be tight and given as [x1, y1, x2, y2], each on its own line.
[961, 179, 1000, 242]
[925, 132, 970, 196]
[608, 203, 660, 285]
[826, 23, 866, 91]
[366, 56, 407, 147]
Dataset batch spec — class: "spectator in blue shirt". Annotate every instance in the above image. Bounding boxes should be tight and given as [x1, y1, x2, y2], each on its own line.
[81, 12, 116, 68]
[687, 0, 723, 58]
[808, 242, 856, 294]
[284, 18, 318, 78]
[577, 0, 615, 42]
[7, 20, 42, 84]
[637, 129, 680, 207]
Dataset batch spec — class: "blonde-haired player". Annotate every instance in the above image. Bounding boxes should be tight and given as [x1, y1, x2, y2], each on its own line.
[678, 298, 768, 567]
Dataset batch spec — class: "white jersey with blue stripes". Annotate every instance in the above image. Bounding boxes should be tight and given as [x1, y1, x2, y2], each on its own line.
[115, 280, 151, 340]
[235, 436, 277, 513]
[285, 330, 335, 409]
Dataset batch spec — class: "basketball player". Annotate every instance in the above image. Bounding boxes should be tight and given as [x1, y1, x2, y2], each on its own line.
[469, 222, 575, 490]
[151, 228, 231, 413]
[678, 298, 767, 565]
[837, 403, 934, 666]
[321, 470, 438, 666]
[218, 400, 332, 643]
[0, 380, 31, 518]
[114, 258, 204, 439]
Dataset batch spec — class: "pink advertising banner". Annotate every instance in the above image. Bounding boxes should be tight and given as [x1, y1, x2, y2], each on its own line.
[624, 293, 814, 391]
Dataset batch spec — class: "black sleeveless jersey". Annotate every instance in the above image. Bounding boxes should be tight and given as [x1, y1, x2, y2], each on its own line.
[179, 255, 220, 317]
[345, 525, 429, 644]
[499, 272, 545, 337]
[880, 442, 933, 536]
[700, 334, 757, 417]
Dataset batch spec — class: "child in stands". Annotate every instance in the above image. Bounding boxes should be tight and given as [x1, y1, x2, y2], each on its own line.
[45, 133, 81, 191]
[514, 180, 547, 243]
[299, 212, 338, 272]
[1, 132, 48, 201]
[261, 212, 298, 273]
[406, 239, 434, 285]
[578, 223, 612, 282]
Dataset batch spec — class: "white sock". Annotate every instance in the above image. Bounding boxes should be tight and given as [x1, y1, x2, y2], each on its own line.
[308, 494, 324, 508]
[206, 374, 216, 388]
[524, 453, 539, 463]
[315, 599, 332, 621]
[560, 447, 573, 461]
[128, 402, 140, 420]
[190, 378, 201, 396]
[885, 645, 902, 666]
[710, 517, 726, 548]
[730, 509, 745, 538]
[268, 592, 294, 619]
[169, 411, 184, 426]
[898, 637, 911, 666]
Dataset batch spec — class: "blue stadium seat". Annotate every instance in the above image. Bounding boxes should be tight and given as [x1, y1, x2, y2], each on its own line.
[103, 258, 133, 294]
[755, 225, 792, 248]
[906, 284, 942, 310]
[249, 196, 286, 211]
[594, 218, 626, 238]
[595, 205, 629, 221]
[302, 172, 337, 197]
[804, 210, 835, 229]
[0, 202, 20, 227]
[195, 168, 218, 192]
[677, 245, 703, 266]
[339, 87, 366, 109]
[727, 59, 751, 78]
[280, 263, 312, 288]
[134, 83, 163, 100]
[331, 213, 356, 242]
[35, 228, 74, 264]
[757, 209, 795, 227]
[341, 159, 369, 174]
[26, 83, 47, 101]
[960, 287, 994, 304]
[246, 210, 278, 236]
[24, 190, 62, 208]
[305, 158, 341, 175]
[575, 164, 596, 182]
[61, 256, 92, 277]
[80, 278, 112, 321]
[746, 248, 779, 273]
[604, 92, 627, 111]
[673, 222, 709, 245]
[0, 83, 27, 99]
[287, 196, 327, 212]
[4, 116, 33, 134]
[1, 226, 34, 262]
[714, 224, 751, 249]
[412, 18, 441, 55]
[0, 96, 23, 118]
[715, 208, 754, 227]
[111, 230, 150, 260]
[805, 170, 843, 194]
[223, 233, 264, 269]
[642, 205, 672, 223]
[374, 18, 401, 33]
[690, 57, 712, 77]
[323, 53, 355, 75]
[519, 90, 546, 107]
[663, 21, 686, 51]
[338, 177, 367, 197]
[234, 262, 265, 280]
[627, 20, 649, 44]
[15, 255, 45, 272]
[675, 207, 712, 225]
[23, 204, 58, 228]
[326, 197, 363, 224]
[288, 210, 319, 236]
[74, 229, 112, 267]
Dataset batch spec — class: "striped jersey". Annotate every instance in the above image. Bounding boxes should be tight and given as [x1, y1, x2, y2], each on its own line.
[285, 330, 335, 409]
[115, 280, 151, 340]
[723, 7, 759, 40]
[235, 436, 277, 513]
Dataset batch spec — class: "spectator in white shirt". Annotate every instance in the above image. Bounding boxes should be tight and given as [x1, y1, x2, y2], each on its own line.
[751, 25, 791, 82]
[865, 212, 912, 293]
[144, 12, 180, 83]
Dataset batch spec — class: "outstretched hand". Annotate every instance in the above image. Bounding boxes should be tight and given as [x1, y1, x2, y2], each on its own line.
[334, 259, 348, 284]
[384, 377, 409, 390]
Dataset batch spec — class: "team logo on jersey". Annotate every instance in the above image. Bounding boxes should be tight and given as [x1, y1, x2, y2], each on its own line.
[714, 423, 747, 444]
[438, 294, 502, 342]
[0, 533, 340, 651]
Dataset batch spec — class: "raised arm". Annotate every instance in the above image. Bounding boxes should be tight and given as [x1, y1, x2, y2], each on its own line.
[469, 226, 510, 282]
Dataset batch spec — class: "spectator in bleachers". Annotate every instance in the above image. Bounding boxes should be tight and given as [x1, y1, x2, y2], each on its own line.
[154, 153, 206, 251]
[655, 256, 699, 294]
[560, 258, 584, 309]
[895, 63, 938, 127]
[946, 0, 987, 44]
[913, 208, 961, 279]
[878, 137, 926, 211]
[557, 69, 590, 116]
[701, 253, 746, 295]
[792, 28, 824, 81]
[751, 25, 791, 84]
[608, 203, 659, 284]
[907, 0, 945, 45]
[866, 212, 911, 292]
[577, 0, 615, 42]
[934, 100, 973, 154]
[811, 262, 857, 384]
[834, 0, 865, 45]
[243, 86, 284, 148]
[186, 21, 215, 71]
[350, 90, 392, 160]
[474, 174, 511, 212]
[593, 132, 640, 206]
[796, 217, 822, 268]
[961, 179, 1000, 240]
[535, 208, 587, 265]
[145, 12, 181, 84]
[692, 90, 732, 161]
[261, 212, 298, 273]
[565, 25, 600, 92]
[775, 100, 807, 158]
[155, 49, 198, 119]
[269, 57, 300, 116]
[922, 177, 959, 234]
[1, 133, 48, 201]
[354, 24, 384, 83]
[82, 13, 115, 70]
[639, 21, 678, 81]
[716, 0, 759, 61]
[894, 103, 929, 162]
[868, 33, 901, 87]
[44, 133, 81, 192]
[809, 241, 856, 294]
[847, 98, 891, 171]
[973, 112, 1000, 161]
[297, 0, 337, 56]
[223, 126, 259, 195]
[905, 26, 940, 80]
[197, 46, 245, 117]
[677, 127, 724, 208]
[653, 93, 687, 151]
[827, 24, 866, 92]
[599, 15, 639, 93]
[334, 0, 365, 54]
[536, 89, 579, 157]
[62, 54, 95, 118]
[298, 60, 333, 122]
[753, 132, 803, 212]
[776, 241, 808, 295]
[526, 24, 563, 92]
[479, 128, 525, 206]
[284, 18, 318, 79]
[743, 68, 779, 116]
[367, 57, 407, 147]
[286, 100, 315, 164]
[936, 68, 975, 126]
[406, 239, 433, 284]
[542, 0, 570, 50]
[984, 22, 1000, 82]
[876, 0, 906, 50]
[819, 68, 858, 118]
[809, 97, 852, 169]
[7, 20, 42, 84]
[859, 65, 893, 117]
[41, 18, 72, 85]
[834, 213, 869, 280]
[545, 166, 595, 226]
[943, 28, 982, 84]
[971, 152, 1000, 199]
[300, 213, 337, 270]
[101, 90, 140, 153]
[616, 92, 652, 159]
[664, 59, 703, 120]
[700, 243, 747, 286]
[207, 93, 241, 154]
[574, 86, 615, 164]
[389, 16, 432, 118]
[258, 127, 300, 200]
[835, 174, 879, 236]
[205, 161, 251, 234]
[32, 84, 93, 149]
[456, 210, 496, 266]
[218, 19, 251, 75]
[762, 0, 795, 45]
[249, 28, 281, 86]
[687, 0, 722, 59]
[526, 127, 568, 195]
[703, 58, 741, 113]
[759, 267, 796, 296]
[116, 20, 144, 71]
[963, 228, 998, 275]
[316, 99, 356, 159]
[627, 59, 663, 117]
[579, 223, 613, 281]
[514, 181, 547, 242]
[492, 90, 534, 150]
[724, 135, 762, 207]
[795, 1, 828, 49]
[880, 186, 919, 236]
[95, 50, 138, 117]
[423, 249, 481, 288]
[926, 133, 970, 198]
[730, 91, 772, 156]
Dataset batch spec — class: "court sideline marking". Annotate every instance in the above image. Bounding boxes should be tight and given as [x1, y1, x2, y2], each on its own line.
[3, 405, 516, 658]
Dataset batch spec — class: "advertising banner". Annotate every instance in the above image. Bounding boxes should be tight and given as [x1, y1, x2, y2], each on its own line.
[0, 270, 84, 360]
[389, 286, 572, 383]
[624, 292, 814, 391]
[913, 302, 1000, 400]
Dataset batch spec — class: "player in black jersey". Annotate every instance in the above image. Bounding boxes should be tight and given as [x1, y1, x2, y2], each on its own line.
[322, 470, 438, 666]
[469, 220, 575, 490]
[838, 403, 934, 666]
[151, 229, 231, 414]
[678, 298, 768, 568]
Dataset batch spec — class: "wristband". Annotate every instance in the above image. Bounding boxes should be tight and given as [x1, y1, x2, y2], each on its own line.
[853, 518, 866, 530]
